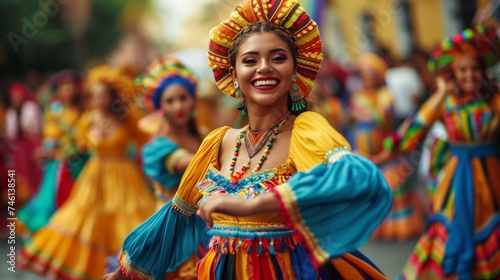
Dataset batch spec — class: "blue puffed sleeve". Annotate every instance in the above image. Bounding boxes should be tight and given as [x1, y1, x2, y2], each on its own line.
[119, 127, 229, 279]
[273, 149, 392, 267]
[142, 136, 183, 189]
[120, 200, 206, 278]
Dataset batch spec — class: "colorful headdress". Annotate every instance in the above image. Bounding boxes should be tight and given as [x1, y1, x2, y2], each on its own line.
[357, 53, 388, 80]
[428, 26, 500, 74]
[136, 58, 198, 111]
[208, 0, 323, 98]
[86, 64, 136, 102]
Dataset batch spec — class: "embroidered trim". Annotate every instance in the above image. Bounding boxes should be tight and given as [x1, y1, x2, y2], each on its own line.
[208, 233, 303, 256]
[165, 148, 189, 175]
[209, 222, 294, 239]
[324, 146, 350, 165]
[119, 250, 154, 280]
[20, 243, 94, 280]
[272, 184, 330, 267]
[207, 165, 276, 191]
[172, 195, 197, 216]
[197, 166, 292, 199]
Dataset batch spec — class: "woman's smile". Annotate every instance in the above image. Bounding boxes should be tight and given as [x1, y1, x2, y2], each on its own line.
[251, 77, 280, 90]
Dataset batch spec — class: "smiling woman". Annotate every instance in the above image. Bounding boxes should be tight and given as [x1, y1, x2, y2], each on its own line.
[230, 31, 295, 114]
[104, 0, 392, 279]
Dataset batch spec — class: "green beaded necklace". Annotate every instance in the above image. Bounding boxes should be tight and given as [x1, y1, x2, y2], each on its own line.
[229, 113, 291, 183]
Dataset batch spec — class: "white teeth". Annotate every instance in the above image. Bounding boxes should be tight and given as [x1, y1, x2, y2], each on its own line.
[254, 80, 278, 86]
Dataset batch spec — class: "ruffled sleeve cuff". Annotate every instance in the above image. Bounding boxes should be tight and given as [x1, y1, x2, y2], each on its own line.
[272, 149, 392, 267]
[119, 198, 206, 279]
[382, 113, 431, 153]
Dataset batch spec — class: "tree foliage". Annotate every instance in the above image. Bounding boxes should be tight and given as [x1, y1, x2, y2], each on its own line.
[0, 0, 149, 79]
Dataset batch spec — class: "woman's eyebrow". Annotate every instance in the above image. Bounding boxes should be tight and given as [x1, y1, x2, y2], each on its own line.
[240, 48, 288, 57]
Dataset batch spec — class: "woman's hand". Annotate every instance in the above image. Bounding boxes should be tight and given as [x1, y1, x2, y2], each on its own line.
[102, 268, 127, 280]
[197, 194, 257, 227]
[369, 149, 393, 165]
[435, 75, 455, 96]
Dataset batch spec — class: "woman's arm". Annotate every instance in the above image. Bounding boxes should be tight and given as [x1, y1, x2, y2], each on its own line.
[197, 192, 278, 227]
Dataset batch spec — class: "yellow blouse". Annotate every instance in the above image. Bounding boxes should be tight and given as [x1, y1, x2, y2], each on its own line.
[175, 111, 350, 216]
[76, 108, 148, 156]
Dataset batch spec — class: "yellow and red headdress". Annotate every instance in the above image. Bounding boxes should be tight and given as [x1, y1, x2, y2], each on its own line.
[136, 58, 198, 112]
[86, 64, 136, 102]
[207, 0, 323, 98]
[428, 26, 500, 74]
[357, 53, 388, 81]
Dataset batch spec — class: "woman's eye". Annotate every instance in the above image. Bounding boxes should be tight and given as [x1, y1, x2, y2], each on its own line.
[243, 58, 256, 64]
[273, 56, 286, 62]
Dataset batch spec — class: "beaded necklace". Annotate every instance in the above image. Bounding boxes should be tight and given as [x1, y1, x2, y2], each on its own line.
[229, 112, 292, 183]
[244, 112, 291, 158]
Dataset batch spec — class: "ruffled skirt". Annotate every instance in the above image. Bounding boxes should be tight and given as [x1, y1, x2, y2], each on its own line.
[197, 223, 387, 280]
[19, 156, 156, 280]
[398, 143, 500, 279]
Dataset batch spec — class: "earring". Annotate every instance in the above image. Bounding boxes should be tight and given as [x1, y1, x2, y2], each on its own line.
[290, 75, 305, 112]
[234, 81, 242, 98]
[236, 100, 247, 116]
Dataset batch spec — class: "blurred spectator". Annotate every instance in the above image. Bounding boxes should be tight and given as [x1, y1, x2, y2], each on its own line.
[310, 60, 348, 132]
[5, 82, 42, 205]
[408, 49, 435, 100]
[349, 53, 426, 241]
[385, 63, 425, 125]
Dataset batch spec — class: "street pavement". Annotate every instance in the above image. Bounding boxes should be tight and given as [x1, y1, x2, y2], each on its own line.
[0, 237, 418, 280]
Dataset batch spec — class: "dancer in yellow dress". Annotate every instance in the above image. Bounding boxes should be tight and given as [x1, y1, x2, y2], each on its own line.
[19, 64, 156, 280]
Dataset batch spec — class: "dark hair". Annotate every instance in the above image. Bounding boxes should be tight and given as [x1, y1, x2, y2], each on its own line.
[51, 70, 83, 109]
[228, 21, 299, 69]
[188, 117, 202, 140]
[107, 88, 127, 122]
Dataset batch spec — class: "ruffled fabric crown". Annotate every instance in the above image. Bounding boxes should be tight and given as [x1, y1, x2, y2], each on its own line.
[428, 25, 500, 73]
[136, 58, 198, 111]
[208, 0, 323, 98]
[357, 53, 388, 80]
[86, 64, 136, 103]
